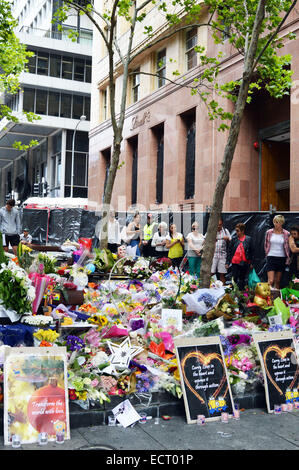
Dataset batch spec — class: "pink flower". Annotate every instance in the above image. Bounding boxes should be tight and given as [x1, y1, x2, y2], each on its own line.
[91, 378, 99, 387]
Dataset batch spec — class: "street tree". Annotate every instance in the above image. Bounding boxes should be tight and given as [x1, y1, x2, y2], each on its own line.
[55, 0, 296, 268]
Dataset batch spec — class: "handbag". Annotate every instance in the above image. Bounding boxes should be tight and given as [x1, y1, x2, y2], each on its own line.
[248, 268, 260, 289]
[120, 226, 135, 244]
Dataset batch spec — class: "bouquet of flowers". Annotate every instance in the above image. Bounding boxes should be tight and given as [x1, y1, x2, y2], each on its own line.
[150, 257, 172, 272]
[224, 343, 262, 396]
[37, 252, 57, 274]
[0, 260, 35, 321]
[123, 258, 154, 280]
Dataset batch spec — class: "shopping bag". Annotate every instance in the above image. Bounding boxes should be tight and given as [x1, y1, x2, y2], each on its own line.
[248, 268, 261, 289]
[273, 297, 290, 324]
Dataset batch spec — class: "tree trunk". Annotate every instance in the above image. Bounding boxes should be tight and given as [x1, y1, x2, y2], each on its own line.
[99, 137, 122, 249]
[200, 0, 266, 288]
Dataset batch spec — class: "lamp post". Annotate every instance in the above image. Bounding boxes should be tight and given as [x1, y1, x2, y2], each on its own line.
[70, 114, 86, 198]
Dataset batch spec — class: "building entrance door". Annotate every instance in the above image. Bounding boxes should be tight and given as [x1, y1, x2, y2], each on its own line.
[260, 123, 290, 211]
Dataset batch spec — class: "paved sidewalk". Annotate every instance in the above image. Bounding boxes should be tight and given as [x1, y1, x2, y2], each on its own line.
[1, 408, 299, 451]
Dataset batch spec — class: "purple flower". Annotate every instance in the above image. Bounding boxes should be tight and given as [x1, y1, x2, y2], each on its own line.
[66, 335, 85, 351]
[131, 319, 145, 331]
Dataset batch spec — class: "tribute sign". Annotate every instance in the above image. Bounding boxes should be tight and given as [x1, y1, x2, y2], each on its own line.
[174, 336, 234, 423]
[4, 346, 70, 445]
[253, 331, 299, 413]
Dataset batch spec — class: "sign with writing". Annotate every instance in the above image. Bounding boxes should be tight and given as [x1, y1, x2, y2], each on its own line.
[130, 110, 150, 130]
[253, 331, 299, 413]
[4, 347, 70, 445]
[174, 337, 234, 423]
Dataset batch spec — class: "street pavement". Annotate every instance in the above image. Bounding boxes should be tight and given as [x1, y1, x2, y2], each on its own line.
[0, 408, 298, 452]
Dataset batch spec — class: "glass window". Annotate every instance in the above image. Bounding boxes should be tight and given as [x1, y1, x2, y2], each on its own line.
[66, 130, 88, 152]
[85, 60, 91, 83]
[48, 91, 60, 116]
[72, 94, 84, 119]
[65, 151, 87, 187]
[61, 56, 73, 80]
[102, 89, 107, 120]
[75, 153, 87, 186]
[50, 54, 61, 78]
[27, 50, 36, 73]
[79, 28, 92, 45]
[35, 89, 48, 114]
[37, 52, 49, 75]
[73, 58, 85, 81]
[60, 93, 72, 118]
[84, 96, 90, 120]
[186, 27, 198, 70]
[132, 68, 140, 103]
[156, 49, 166, 88]
[23, 88, 35, 113]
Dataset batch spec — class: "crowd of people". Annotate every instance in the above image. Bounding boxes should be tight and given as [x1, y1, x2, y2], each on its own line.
[103, 210, 299, 290]
[0, 199, 298, 291]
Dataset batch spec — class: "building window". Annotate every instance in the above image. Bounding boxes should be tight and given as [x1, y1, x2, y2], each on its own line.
[35, 89, 47, 115]
[74, 58, 85, 82]
[37, 52, 49, 75]
[128, 136, 138, 205]
[73, 94, 84, 119]
[27, 50, 36, 73]
[23, 87, 90, 120]
[132, 69, 140, 103]
[50, 54, 61, 78]
[25, 49, 91, 82]
[101, 89, 108, 121]
[60, 93, 72, 118]
[85, 60, 91, 83]
[48, 91, 60, 116]
[156, 49, 166, 88]
[84, 96, 90, 121]
[64, 130, 89, 198]
[61, 56, 73, 80]
[186, 27, 198, 70]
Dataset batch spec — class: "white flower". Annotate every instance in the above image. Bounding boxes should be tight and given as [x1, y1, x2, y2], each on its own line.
[90, 351, 109, 367]
[27, 286, 36, 301]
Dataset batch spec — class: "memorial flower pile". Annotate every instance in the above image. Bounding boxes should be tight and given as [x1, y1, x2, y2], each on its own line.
[1, 243, 299, 412]
[0, 260, 35, 319]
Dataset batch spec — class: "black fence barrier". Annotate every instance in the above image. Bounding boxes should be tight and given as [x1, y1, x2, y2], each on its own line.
[21, 208, 299, 287]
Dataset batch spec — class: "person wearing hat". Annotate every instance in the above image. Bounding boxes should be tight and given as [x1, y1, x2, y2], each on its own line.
[20, 228, 32, 245]
[141, 213, 157, 258]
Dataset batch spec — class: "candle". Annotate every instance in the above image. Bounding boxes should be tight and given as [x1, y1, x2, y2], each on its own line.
[221, 412, 229, 423]
[139, 412, 147, 424]
[38, 432, 48, 446]
[287, 403, 293, 412]
[274, 404, 282, 415]
[11, 434, 21, 448]
[281, 404, 288, 412]
[233, 404, 240, 420]
[56, 432, 65, 444]
[294, 401, 299, 409]
[197, 415, 205, 425]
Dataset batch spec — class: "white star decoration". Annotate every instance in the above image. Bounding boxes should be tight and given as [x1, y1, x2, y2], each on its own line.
[107, 337, 143, 369]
